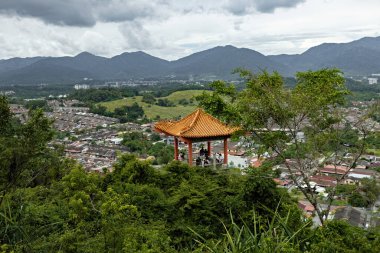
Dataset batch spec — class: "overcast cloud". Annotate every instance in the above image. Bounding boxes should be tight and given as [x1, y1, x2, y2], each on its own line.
[0, 0, 379, 60]
[0, 0, 96, 26]
[225, 0, 305, 15]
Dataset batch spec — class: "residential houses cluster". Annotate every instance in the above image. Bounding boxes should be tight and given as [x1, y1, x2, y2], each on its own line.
[59, 123, 152, 173]
[9, 104, 28, 123]
[45, 99, 118, 132]
[342, 101, 380, 132]
[47, 111, 118, 132]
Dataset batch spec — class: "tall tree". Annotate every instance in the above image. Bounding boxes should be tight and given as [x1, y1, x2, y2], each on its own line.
[0, 96, 12, 136]
[196, 68, 370, 224]
[0, 101, 66, 202]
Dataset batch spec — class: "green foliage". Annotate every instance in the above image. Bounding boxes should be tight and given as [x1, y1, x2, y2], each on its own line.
[178, 98, 191, 105]
[121, 132, 174, 164]
[195, 68, 363, 224]
[156, 98, 175, 107]
[0, 96, 12, 136]
[197, 68, 349, 145]
[348, 191, 369, 207]
[294, 69, 348, 110]
[90, 102, 145, 123]
[115, 102, 145, 123]
[196, 80, 238, 124]
[99, 90, 209, 120]
[123, 223, 175, 253]
[0, 98, 378, 252]
[335, 179, 380, 207]
[335, 184, 357, 196]
[358, 178, 380, 205]
[193, 209, 310, 253]
[24, 99, 51, 112]
[311, 220, 380, 253]
[0, 108, 68, 196]
[345, 79, 380, 102]
[366, 132, 380, 149]
[142, 93, 156, 104]
[150, 133, 161, 142]
[0, 151, 378, 252]
[148, 142, 174, 165]
[0, 84, 74, 99]
[122, 132, 151, 154]
[70, 87, 137, 103]
[89, 104, 108, 115]
[108, 157, 305, 250]
[240, 168, 282, 213]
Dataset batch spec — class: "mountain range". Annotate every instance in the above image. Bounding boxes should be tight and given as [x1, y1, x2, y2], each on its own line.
[1, 36, 380, 85]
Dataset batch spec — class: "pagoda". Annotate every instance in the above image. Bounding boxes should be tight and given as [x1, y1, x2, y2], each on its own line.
[154, 108, 238, 166]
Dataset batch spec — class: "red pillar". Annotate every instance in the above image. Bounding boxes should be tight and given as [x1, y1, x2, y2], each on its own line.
[188, 141, 193, 166]
[207, 141, 211, 157]
[174, 137, 179, 160]
[223, 137, 228, 164]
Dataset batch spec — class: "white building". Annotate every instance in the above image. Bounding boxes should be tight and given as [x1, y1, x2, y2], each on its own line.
[368, 77, 378, 85]
[74, 84, 90, 90]
[109, 137, 123, 145]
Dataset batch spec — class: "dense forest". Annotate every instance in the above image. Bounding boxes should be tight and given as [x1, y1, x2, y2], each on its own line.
[1, 90, 380, 252]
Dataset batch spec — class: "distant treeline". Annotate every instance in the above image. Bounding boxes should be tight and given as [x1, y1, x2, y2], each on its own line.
[0, 84, 73, 99]
[1, 76, 378, 103]
[70, 87, 138, 103]
[69, 82, 210, 104]
[90, 102, 146, 123]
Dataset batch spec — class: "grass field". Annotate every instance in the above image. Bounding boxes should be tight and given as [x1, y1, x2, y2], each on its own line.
[367, 149, 380, 156]
[99, 90, 210, 119]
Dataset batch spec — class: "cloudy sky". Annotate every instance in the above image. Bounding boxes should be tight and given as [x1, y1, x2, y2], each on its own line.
[0, 0, 379, 60]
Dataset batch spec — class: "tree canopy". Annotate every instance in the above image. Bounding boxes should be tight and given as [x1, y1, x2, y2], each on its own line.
[196, 68, 370, 224]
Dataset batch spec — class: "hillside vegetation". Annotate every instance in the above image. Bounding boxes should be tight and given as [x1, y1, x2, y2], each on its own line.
[99, 90, 210, 119]
[1, 71, 380, 252]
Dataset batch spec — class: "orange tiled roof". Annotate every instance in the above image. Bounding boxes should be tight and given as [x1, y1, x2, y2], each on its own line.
[154, 108, 238, 138]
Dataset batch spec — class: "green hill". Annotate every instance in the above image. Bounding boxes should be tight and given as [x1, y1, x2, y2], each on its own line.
[99, 90, 210, 119]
